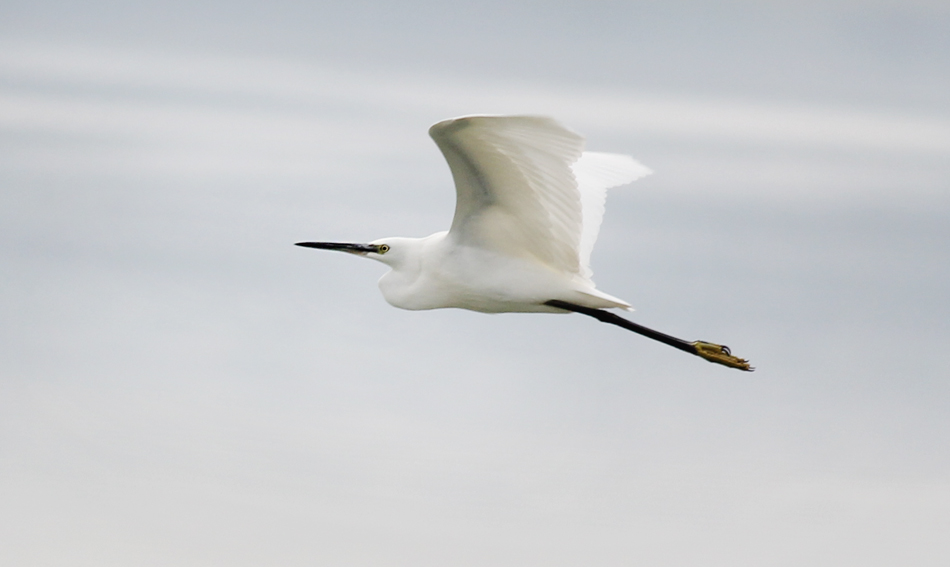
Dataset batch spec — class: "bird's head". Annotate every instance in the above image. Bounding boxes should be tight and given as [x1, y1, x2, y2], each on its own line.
[294, 237, 412, 268]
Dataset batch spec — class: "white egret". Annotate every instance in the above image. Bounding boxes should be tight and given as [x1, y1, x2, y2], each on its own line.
[298, 115, 752, 371]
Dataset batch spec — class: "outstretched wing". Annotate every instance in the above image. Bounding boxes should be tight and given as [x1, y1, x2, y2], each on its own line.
[572, 152, 652, 280]
[429, 115, 585, 274]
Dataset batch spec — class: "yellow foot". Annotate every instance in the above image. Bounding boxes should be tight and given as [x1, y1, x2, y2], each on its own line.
[691, 341, 754, 371]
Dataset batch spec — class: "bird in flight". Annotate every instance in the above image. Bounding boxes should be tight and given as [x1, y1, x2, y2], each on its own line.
[297, 115, 752, 371]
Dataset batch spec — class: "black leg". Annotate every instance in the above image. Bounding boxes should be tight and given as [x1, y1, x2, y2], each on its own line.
[544, 300, 754, 371]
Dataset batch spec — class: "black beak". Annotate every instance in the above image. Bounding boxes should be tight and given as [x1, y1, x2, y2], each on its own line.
[295, 242, 381, 255]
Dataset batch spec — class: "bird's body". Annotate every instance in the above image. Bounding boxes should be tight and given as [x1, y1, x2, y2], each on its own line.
[369, 115, 648, 313]
[372, 230, 627, 314]
[297, 115, 753, 371]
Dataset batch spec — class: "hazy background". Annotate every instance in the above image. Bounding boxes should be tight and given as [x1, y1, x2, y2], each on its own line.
[2, 1, 949, 565]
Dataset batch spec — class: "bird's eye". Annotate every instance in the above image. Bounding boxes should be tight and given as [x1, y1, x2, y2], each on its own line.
[377, 244, 390, 254]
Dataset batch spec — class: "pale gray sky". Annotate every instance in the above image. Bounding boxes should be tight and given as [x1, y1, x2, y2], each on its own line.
[1, 2, 949, 566]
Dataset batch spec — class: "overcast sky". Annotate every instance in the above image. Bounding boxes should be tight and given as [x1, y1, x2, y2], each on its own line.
[1, 2, 949, 566]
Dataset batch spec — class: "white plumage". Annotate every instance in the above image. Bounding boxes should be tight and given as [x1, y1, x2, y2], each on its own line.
[297, 114, 754, 371]
[369, 115, 650, 313]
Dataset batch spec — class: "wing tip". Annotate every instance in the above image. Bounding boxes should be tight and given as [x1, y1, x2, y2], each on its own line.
[429, 116, 471, 139]
[429, 114, 576, 141]
[575, 152, 654, 187]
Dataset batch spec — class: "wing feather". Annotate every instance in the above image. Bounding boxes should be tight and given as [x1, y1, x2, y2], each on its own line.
[429, 115, 584, 273]
[572, 152, 653, 280]
[429, 115, 651, 282]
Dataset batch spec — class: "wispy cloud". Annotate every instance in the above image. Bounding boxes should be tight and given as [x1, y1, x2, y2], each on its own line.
[3, 42, 949, 157]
